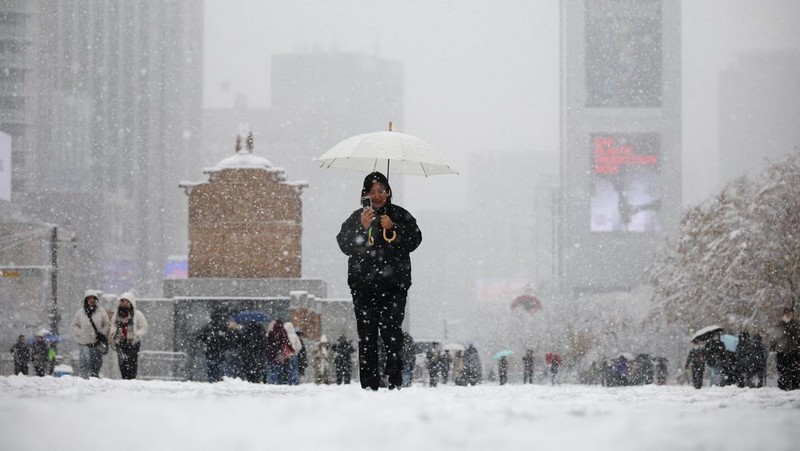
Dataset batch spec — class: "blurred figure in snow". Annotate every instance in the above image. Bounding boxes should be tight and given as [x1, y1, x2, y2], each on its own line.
[685, 339, 706, 389]
[312, 335, 333, 385]
[9, 334, 30, 375]
[332, 334, 355, 385]
[109, 292, 149, 379]
[70, 290, 109, 378]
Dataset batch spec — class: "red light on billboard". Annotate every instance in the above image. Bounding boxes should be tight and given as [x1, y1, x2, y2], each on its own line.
[594, 136, 657, 174]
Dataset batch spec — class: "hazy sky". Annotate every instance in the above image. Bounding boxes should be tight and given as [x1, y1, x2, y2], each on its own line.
[204, 0, 800, 207]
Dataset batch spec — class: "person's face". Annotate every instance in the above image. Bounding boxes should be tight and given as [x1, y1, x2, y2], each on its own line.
[367, 181, 389, 209]
[87, 296, 97, 307]
[120, 299, 131, 309]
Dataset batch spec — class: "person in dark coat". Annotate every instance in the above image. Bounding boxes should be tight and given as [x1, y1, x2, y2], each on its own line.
[439, 350, 453, 384]
[498, 356, 509, 385]
[752, 333, 768, 388]
[462, 344, 482, 386]
[772, 305, 800, 391]
[685, 339, 706, 389]
[522, 349, 535, 384]
[425, 343, 441, 387]
[30, 333, 50, 377]
[198, 308, 234, 383]
[332, 335, 355, 385]
[9, 334, 30, 375]
[654, 357, 669, 385]
[704, 335, 727, 386]
[238, 322, 268, 383]
[337, 172, 422, 391]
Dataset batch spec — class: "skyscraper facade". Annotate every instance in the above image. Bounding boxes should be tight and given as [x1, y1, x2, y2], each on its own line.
[559, 0, 682, 294]
[19, 1, 203, 303]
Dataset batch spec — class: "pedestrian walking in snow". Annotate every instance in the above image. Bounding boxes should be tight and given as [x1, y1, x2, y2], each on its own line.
[70, 290, 109, 378]
[312, 335, 334, 384]
[685, 339, 706, 389]
[498, 356, 509, 385]
[30, 332, 50, 377]
[772, 305, 800, 390]
[9, 334, 30, 375]
[337, 172, 422, 391]
[198, 308, 234, 382]
[523, 349, 535, 384]
[109, 292, 149, 380]
[332, 335, 355, 385]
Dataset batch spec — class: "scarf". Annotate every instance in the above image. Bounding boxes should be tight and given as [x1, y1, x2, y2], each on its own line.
[117, 308, 131, 340]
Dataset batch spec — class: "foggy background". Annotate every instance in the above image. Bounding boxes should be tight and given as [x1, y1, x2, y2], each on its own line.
[201, 0, 800, 343]
[203, 0, 800, 206]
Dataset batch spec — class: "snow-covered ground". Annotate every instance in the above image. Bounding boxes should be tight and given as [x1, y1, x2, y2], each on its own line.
[2, 376, 799, 451]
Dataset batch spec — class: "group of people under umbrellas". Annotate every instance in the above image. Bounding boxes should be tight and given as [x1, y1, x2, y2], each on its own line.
[685, 305, 800, 390]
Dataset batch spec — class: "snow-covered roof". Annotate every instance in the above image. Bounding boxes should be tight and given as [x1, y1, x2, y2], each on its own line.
[204, 152, 275, 173]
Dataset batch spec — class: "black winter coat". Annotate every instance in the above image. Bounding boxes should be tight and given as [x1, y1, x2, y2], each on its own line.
[337, 203, 422, 292]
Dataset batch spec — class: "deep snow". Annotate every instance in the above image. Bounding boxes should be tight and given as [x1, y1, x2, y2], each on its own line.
[2, 376, 799, 451]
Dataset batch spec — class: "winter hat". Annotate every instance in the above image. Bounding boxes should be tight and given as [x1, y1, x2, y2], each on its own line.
[118, 291, 137, 309]
[361, 171, 392, 202]
[320, 335, 328, 344]
[83, 289, 101, 310]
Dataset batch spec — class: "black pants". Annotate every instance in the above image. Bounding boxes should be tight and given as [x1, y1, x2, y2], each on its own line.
[353, 289, 407, 390]
[116, 341, 141, 380]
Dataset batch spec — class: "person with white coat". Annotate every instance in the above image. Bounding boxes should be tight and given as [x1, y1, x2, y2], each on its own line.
[283, 322, 304, 385]
[109, 292, 149, 379]
[70, 290, 109, 378]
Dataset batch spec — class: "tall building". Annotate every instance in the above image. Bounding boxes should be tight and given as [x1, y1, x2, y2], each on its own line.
[719, 50, 800, 184]
[559, 0, 682, 294]
[17, 1, 202, 310]
[0, 0, 32, 192]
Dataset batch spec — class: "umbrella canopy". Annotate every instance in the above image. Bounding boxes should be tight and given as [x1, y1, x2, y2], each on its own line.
[510, 294, 542, 313]
[230, 310, 271, 324]
[691, 325, 724, 342]
[25, 331, 61, 345]
[493, 350, 513, 359]
[315, 128, 458, 178]
[720, 334, 739, 352]
[443, 343, 465, 352]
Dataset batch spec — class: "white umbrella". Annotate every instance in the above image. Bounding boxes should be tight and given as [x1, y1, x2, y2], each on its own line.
[691, 325, 724, 342]
[443, 343, 465, 352]
[315, 125, 458, 178]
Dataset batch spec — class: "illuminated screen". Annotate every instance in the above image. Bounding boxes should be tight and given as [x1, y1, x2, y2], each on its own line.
[585, 0, 663, 108]
[590, 133, 661, 232]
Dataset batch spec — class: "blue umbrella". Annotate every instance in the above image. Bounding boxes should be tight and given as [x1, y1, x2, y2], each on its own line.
[720, 334, 739, 352]
[230, 310, 271, 324]
[493, 350, 514, 359]
[25, 331, 61, 345]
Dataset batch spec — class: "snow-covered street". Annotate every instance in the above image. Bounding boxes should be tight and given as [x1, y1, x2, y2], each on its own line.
[2, 376, 799, 451]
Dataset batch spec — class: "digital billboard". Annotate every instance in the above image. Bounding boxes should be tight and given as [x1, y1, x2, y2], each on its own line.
[590, 133, 661, 232]
[585, 0, 663, 108]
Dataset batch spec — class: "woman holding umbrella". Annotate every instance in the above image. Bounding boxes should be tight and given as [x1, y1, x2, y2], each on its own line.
[337, 172, 422, 391]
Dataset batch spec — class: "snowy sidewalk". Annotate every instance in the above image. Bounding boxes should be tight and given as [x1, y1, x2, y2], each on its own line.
[1, 376, 799, 451]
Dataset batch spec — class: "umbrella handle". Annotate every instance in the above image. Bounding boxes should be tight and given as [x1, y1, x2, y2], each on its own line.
[383, 228, 396, 243]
